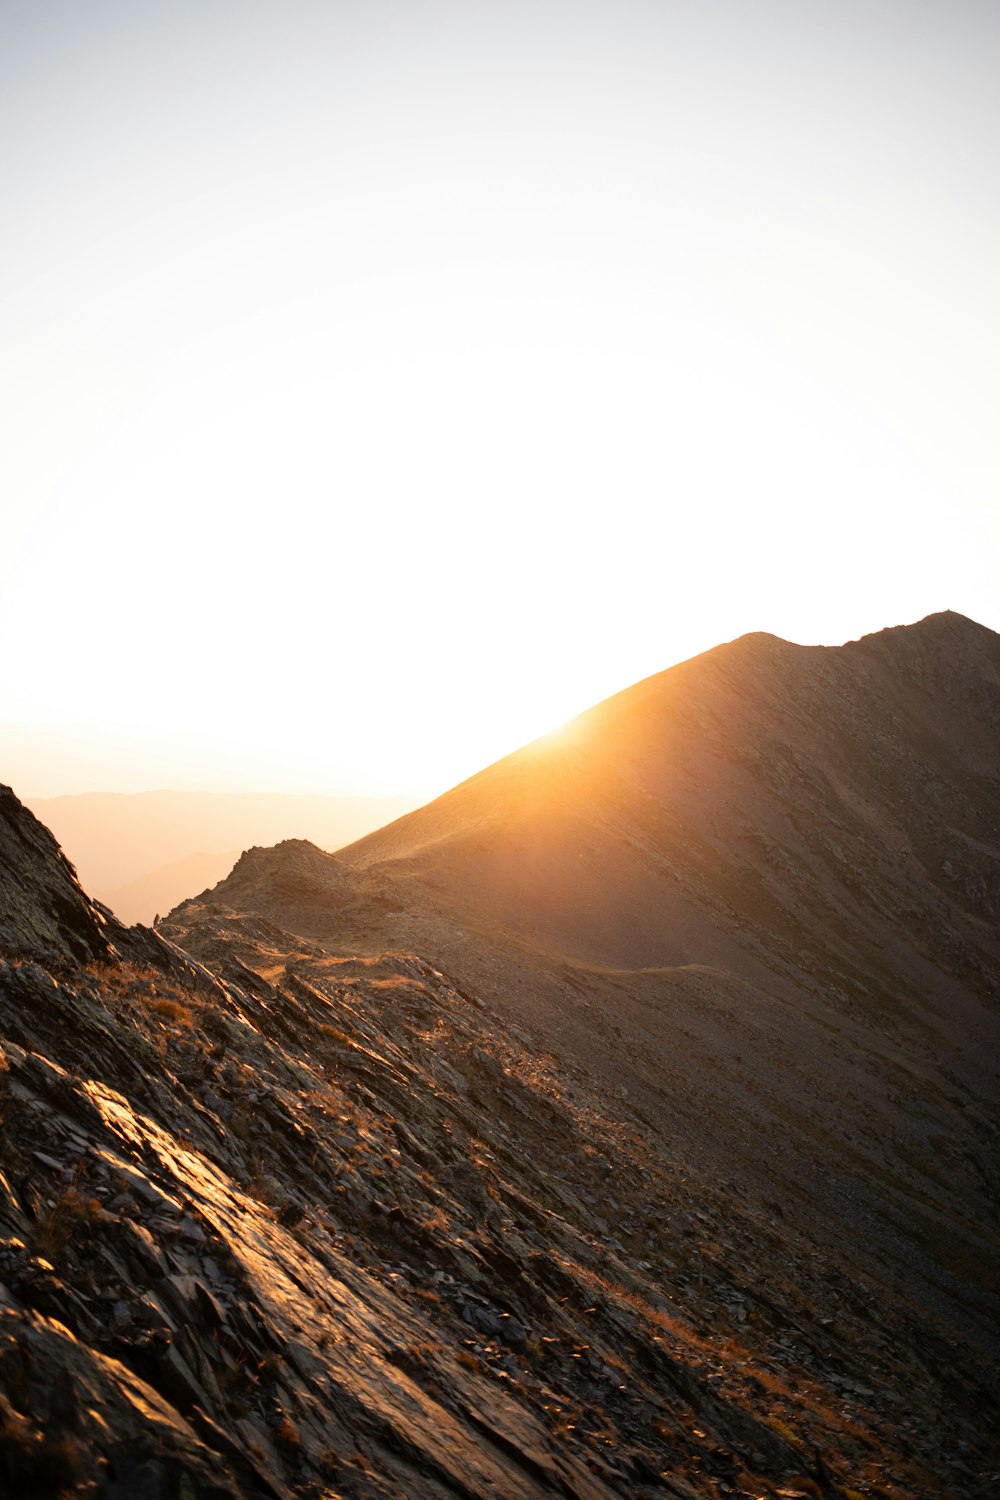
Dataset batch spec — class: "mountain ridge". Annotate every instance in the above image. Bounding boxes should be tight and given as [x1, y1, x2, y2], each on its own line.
[165, 611, 1000, 1408]
[2, 612, 998, 1496]
[9, 782, 987, 1497]
[336, 609, 1000, 877]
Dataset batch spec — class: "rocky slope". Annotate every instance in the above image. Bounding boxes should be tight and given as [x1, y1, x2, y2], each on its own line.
[2, 783, 996, 1498]
[4, 612, 1000, 1498]
[162, 613, 1000, 1494]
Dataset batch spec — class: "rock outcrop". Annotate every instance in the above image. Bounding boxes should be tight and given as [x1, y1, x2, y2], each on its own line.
[4, 612, 1000, 1497]
[3, 785, 992, 1496]
[0, 783, 119, 968]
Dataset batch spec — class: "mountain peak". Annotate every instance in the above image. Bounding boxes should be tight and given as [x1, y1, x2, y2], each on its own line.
[229, 837, 334, 876]
[167, 833, 358, 945]
[852, 608, 996, 648]
[846, 609, 1000, 690]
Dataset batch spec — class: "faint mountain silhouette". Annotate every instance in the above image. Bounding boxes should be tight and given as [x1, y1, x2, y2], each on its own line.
[25, 789, 417, 923]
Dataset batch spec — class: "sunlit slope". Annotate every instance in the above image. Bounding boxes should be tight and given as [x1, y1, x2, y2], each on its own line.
[9, 783, 998, 1493]
[339, 610, 1000, 987]
[165, 612, 1000, 1391]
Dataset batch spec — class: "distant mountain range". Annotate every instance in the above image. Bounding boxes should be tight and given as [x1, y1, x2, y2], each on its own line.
[23, 789, 418, 924]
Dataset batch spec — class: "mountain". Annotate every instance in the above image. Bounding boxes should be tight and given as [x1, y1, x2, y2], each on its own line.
[24, 790, 418, 923]
[2, 784, 666, 1497]
[340, 609, 1000, 976]
[164, 611, 1000, 1490]
[3, 611, 1000, 1497]
[3, 785, 963, 1500]
[97, 850, 241, 927]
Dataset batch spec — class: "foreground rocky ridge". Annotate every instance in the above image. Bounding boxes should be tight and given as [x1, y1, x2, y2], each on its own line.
[3, 787, 996, 1497]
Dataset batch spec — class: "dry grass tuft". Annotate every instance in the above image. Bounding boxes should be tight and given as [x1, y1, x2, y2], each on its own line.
[317, 1022, 354, 1052]
[31, 1187, 103, 1260]
[148, 997, 195, 1027]
[274, 1415, 301, 1452]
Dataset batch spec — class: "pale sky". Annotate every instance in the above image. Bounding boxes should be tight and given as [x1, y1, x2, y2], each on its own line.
[2, 0, 998, 798]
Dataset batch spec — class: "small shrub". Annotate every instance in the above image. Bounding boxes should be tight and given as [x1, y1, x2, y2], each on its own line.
[767, 1414, 798, 1446]
[257, 1353, 284, 1383]
[317, 1023, 353, 1047]
[274, 1415, 301, 1452]
[148, 997, 194, 1028]
[31, 1188, 102, 1260]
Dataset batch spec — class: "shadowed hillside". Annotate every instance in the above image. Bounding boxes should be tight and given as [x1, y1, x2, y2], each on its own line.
[165, 611, 1000, 1487]
[10, 782, 994, 1496]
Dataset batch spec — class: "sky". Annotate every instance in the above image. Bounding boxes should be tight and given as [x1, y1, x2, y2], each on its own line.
[2, 0, 998, 798]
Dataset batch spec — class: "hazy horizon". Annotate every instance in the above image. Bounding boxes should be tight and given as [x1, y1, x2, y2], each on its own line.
[22, 785, 422, 923]
[3, 2, 997, 799]
[3, 606, 997, 800]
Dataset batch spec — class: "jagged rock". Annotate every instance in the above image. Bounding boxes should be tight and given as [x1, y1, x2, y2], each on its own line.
[2, 615, 1000, 1500]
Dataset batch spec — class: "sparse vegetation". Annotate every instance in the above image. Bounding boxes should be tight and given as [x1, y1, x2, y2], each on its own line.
[766, 1414, 798, 1446]
[148, 996, 195, 1027]
[257, 1354, 284, 1383]
[273, 1414, 301, 1452]
[317, 1021, 353, 1048]
[30, 1186, 103, 1261]
[2, 728, 997, 1500]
